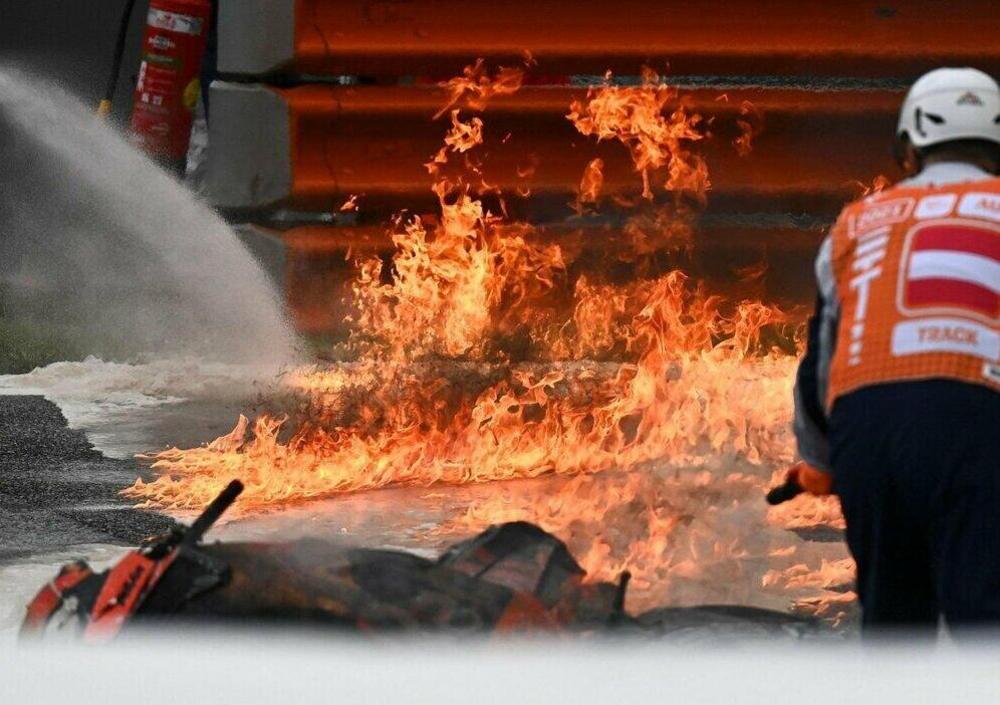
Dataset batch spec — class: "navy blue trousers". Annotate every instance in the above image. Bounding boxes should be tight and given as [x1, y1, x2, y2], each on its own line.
[830, 380, 1000, 633]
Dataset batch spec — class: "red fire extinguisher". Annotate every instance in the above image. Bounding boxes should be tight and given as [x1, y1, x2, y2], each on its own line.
[129, 0, 212, 171]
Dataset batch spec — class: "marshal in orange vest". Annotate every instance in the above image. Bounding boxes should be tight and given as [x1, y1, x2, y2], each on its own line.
[827, 178, 1000, 405]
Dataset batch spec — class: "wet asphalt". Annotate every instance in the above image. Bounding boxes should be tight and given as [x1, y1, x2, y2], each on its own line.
[0, 395, 176, 563]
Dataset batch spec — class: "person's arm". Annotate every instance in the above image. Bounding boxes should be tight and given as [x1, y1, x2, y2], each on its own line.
[792, 235, 838, 473]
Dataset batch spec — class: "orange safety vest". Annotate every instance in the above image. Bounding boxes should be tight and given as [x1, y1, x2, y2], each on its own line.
[827, 177, 1000, 404]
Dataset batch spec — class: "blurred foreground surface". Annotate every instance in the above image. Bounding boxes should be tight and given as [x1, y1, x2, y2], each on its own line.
[5, 635, 1000, 704]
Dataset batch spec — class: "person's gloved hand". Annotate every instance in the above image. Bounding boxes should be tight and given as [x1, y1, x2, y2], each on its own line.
[786, 461, 833, 496]
[766, 461, 833, 504]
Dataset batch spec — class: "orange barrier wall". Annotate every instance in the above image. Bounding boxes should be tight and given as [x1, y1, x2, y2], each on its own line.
[210, 0, 1000, 334]
[282, 85, 900, 217]
[289, 0, 1000, 78]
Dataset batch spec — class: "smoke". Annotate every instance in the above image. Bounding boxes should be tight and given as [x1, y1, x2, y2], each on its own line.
[0, 67, 301, 366]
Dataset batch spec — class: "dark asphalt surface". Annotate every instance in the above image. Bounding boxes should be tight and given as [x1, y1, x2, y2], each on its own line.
[0, 395, 176, 563]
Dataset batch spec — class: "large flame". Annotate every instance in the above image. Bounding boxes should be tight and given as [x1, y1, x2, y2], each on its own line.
[131, 275, 796, 507]
[567, 68, 709, 201]
[126, 64, 850, 621]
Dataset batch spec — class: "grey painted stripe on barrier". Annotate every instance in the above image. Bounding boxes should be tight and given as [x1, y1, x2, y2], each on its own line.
[247, 210, 834, 233]
[218, 0, 295, 76]
[698, 212, 833, 231]
[233, 224, 287, 291]
[571, 75, 910, 91]
[206, 82, 291, 210]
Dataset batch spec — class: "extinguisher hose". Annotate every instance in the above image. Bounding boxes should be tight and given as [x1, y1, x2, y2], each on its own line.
[99, 0, 141, 118]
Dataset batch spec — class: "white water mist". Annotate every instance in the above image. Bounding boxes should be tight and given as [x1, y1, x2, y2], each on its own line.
[0, 67, 300, 366]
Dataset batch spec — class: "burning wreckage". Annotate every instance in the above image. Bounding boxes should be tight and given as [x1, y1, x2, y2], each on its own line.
[22, 481, 816, 639]
[22, 65, 855, 639]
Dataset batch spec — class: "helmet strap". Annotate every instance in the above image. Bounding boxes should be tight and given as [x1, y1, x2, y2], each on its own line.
[893, 135, 923, 177]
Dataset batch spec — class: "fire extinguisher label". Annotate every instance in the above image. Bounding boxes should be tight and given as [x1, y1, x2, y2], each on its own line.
[147, 9, 204, 36]
[145, 53, 184, 70]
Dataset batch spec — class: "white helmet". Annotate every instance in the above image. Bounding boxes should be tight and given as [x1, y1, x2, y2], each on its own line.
[897, 68, 1000, 149]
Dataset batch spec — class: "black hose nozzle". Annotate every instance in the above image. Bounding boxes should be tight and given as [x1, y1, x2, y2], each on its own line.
[180, 479, 244, 548]
[765, 480, 804, 506]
